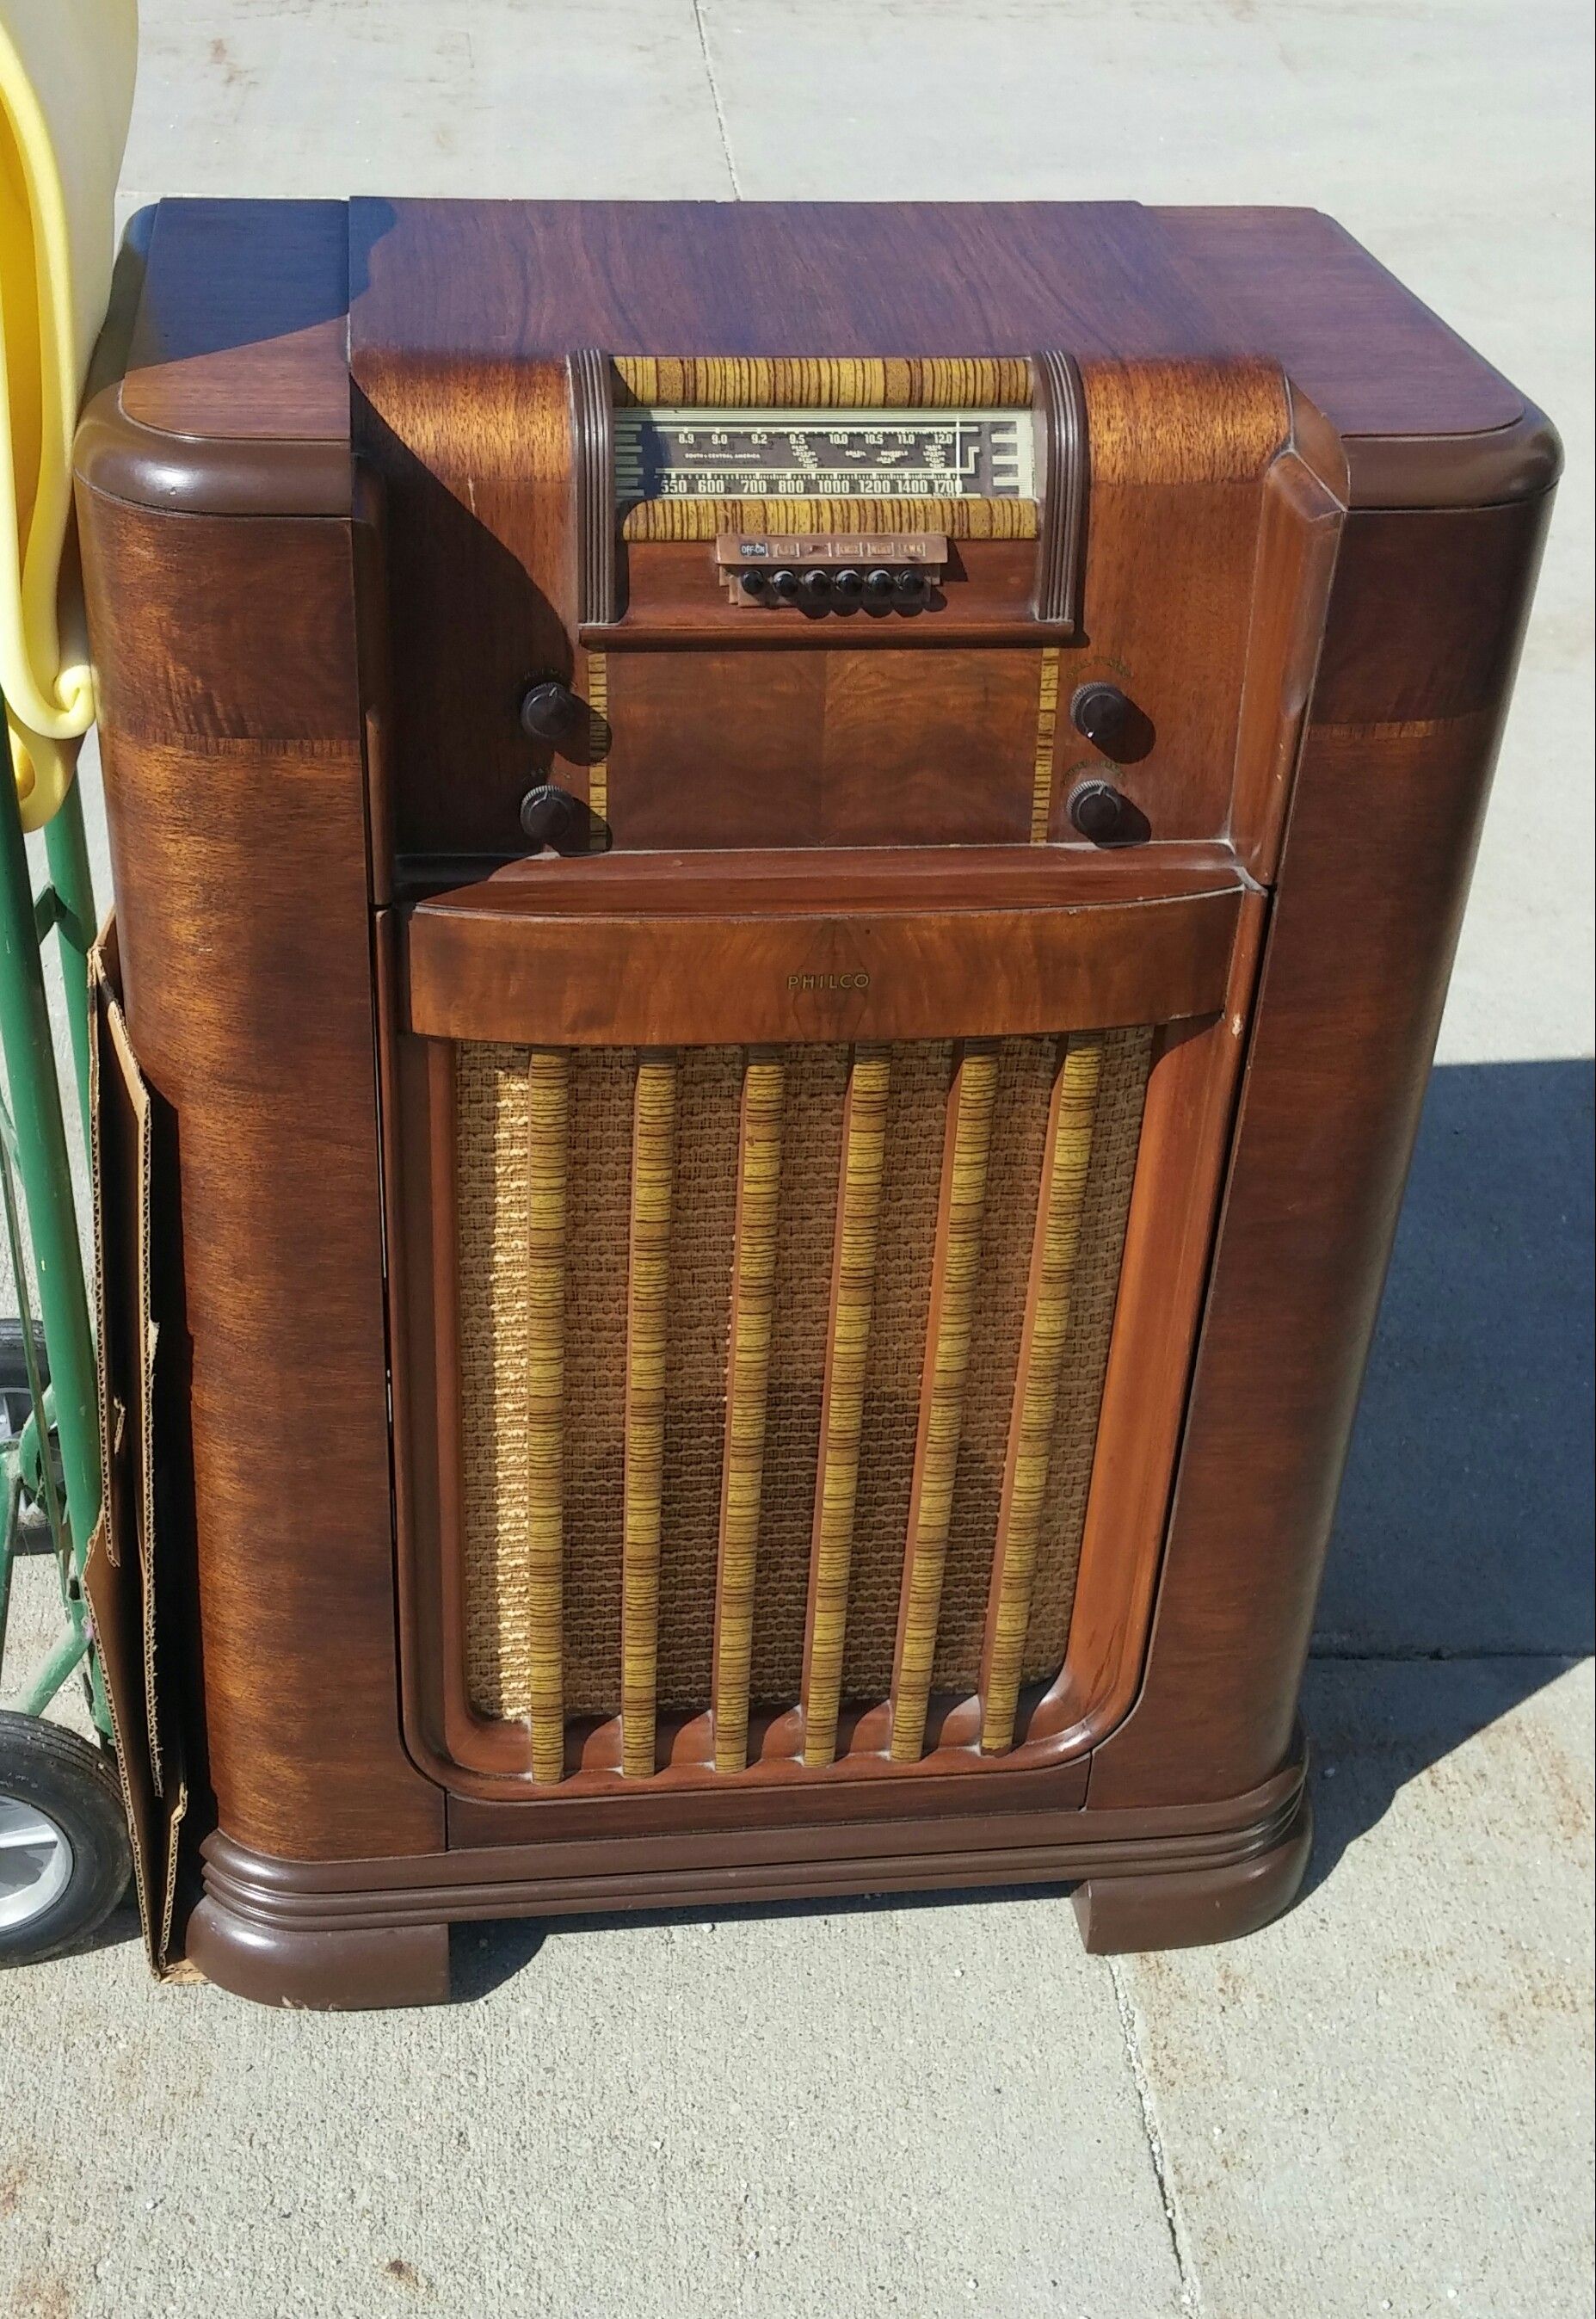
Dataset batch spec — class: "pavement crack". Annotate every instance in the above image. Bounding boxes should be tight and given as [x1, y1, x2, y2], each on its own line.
[691, 1, 742, 197]
[1309, 1645, 1583, 1663]
[1108, 1957, 1205, 2314]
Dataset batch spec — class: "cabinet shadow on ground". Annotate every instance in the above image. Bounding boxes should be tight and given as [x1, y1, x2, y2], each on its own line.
[458, 1058, 1593, 1995]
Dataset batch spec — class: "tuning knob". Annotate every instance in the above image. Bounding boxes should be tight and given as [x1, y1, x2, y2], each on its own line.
[1070, 682, 1143, 761]
[1069, 779, 1132, 844]
[520, 679, 587, 747]
[519, 784, 586, 851]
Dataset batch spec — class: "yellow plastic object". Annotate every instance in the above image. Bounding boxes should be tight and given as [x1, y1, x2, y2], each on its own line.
[0, 2, 137, 830]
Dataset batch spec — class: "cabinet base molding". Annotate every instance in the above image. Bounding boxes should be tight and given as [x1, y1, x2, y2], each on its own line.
[186, 1759, 1309, 2008]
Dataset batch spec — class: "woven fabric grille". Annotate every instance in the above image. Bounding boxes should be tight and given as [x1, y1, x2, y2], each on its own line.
[453, 1027, 1153, 1767]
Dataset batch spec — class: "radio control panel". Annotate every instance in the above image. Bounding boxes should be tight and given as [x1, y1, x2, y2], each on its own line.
[714, 530, 948, 612]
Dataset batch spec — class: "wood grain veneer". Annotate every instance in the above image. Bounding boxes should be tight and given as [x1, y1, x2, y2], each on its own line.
[72, 195, 1556, 2005]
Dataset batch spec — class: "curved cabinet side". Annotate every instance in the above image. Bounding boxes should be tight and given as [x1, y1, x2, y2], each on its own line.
[1088, 486, 1556, 1810]
[74, 478, 444, 1862]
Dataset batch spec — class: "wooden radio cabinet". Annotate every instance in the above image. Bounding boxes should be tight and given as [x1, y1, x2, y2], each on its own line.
[74, 199, 1556, 2007]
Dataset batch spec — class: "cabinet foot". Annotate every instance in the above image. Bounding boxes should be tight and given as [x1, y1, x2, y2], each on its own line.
[185, 1895, 452, 2010]
[1073, 1791, 1313, 1956]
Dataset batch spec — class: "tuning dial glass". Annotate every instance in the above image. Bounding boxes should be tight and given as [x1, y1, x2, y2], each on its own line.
[617, 406, 1036, 505]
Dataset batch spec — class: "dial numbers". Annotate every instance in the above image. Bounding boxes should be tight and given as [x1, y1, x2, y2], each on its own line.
[614, 408, 1036, 504]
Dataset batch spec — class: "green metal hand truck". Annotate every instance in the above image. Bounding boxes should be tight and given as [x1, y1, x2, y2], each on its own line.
[0, 723, 132, 1964]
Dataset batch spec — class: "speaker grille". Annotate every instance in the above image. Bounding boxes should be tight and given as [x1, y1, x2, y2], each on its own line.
[454, 1028, 1152, 1779]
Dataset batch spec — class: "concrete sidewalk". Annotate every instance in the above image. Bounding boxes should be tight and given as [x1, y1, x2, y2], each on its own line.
[4, 4, 1593, 2315]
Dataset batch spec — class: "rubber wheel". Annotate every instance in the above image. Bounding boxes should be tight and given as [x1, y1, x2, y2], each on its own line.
[0, 1711, 132, 1965]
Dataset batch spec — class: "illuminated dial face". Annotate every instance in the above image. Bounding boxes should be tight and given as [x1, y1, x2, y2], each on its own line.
[614, 408, 1036, 503]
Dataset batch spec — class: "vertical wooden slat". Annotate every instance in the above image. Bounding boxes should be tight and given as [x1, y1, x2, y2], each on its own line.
[620, 1052, 678, 1775]
[524, 1046, 569, 1782]
[712, 1049, 786, 1773]
[801, 1044, 891, 1768]
[980, 1035, 1103, 1752]
[890, 1039, 1001, 1763]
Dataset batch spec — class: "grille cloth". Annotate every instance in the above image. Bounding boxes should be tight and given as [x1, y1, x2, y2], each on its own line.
[455, 1028, 1153, 1735]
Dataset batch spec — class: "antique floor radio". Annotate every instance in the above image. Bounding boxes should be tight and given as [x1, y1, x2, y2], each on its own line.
[75, 200, 1555, 2007]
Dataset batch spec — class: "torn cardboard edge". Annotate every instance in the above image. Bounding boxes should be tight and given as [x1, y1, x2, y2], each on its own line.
[87, 921, 187, 1977]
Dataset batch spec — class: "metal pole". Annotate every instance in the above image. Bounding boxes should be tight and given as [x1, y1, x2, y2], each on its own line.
[0, 725, 101, 1588]
[42, 773, 96, 1156]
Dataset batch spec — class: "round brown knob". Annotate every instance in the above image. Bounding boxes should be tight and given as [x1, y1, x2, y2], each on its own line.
[520, 679, 587, 746]
[1070, 682, 1143, 761]
[519, 784, 586, 851]
[1069, 779, 1131, 844]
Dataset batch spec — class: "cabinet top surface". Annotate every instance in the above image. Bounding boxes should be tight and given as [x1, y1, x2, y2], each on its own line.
[89, 197, 1556, 513]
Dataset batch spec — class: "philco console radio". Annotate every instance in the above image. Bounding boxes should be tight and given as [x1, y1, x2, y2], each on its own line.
[75, 200, 1556, 2006]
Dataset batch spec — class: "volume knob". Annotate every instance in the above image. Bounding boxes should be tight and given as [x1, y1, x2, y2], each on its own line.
[1069, 779, 1131, 844]
[519, 784, 587, 851]
[1070, 682, 1145, 762]
[520, 679, 587, 747]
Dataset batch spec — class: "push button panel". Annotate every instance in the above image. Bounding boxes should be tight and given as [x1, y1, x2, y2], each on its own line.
[717, 531, 946, 615]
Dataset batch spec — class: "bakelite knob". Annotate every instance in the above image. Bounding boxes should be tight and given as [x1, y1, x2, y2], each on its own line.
[1070, 682, 1140, 760]
[864, 568, 895, 603]
[1069, 779, 1131, 844]
[738, 569, 767, 599]
[770, 568, 801, 601]
[832, 567, 864, 602]
[520, 679, 587, 747]
[892, 566, 927, 604]
[799, 567, 832, 605]
[519, 784, 586, 851]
